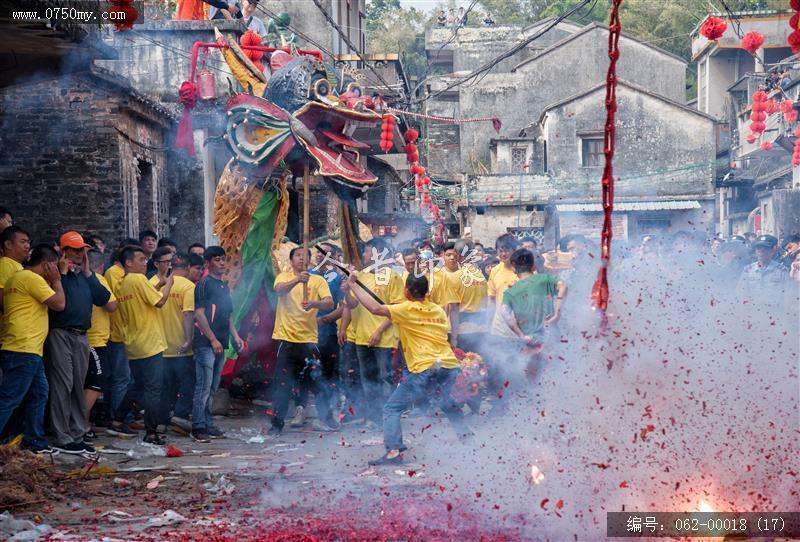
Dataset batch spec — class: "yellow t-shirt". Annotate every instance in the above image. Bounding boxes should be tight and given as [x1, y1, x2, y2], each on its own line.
[117, 273, 166, 360]
[0, 256, 23, 342]
[338, 304, 357, 343]
[88, 273, 116, 348]
[386, 300, 458, 374]
[150, 275, 195, 357]
[488, 263, 519, 336]
[351, 269, 405, 348]
[272, 272, 332, 343]
[428, 267, 462, 308]
[0, 257, 23, 288]
[104, 264, 126, 343]
[2, 270, 55, 356]
[456, 265, 488, 314]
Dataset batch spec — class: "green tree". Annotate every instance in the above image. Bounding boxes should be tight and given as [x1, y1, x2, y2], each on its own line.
[366, 2, 428, 81]
[366, 0, 402, 34]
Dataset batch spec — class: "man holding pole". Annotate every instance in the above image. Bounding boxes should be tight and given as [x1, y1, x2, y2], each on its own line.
[269, 247, 333, 435]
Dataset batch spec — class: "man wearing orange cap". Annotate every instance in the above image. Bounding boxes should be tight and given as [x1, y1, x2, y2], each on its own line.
[44, 232, 111, 456]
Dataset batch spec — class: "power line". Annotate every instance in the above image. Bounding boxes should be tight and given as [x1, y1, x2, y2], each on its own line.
[411, 0, 593, 105]
[307, 0, 404, 101]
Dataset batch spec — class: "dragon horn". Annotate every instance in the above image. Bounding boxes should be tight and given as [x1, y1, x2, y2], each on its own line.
[214, 28, 268, 97]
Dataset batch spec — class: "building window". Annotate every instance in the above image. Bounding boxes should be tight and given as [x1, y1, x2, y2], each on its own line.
[511, 147, 528, 173]
[581, 137, 603, 167]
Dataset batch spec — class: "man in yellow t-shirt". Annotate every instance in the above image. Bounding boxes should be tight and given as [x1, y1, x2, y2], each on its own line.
[0, 226, 30, 342]
[84, 250, 118, 438]
[487, 233, 520, 338]
[103, 243, 132, 424]
[348, 240, 405, 427]
[0, 244, 65, 454]
[347, 271, 471, 466]
[150, 250, 196, 429]
[448, 239, 488, 352]
[109, 246, 173, 445]
[269, 247, 333, 435]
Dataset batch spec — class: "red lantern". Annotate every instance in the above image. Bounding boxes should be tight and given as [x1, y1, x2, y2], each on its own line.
[781, 100, 795, 114]
[791, 13, 800, 31]
[752, 101, 766, 112]
[792, 0, 800, 12]
[786, 110, 798, 123]
[404, 128, 419, 142]
[422, 176, 431, 185]
[409, 165, 425, 176]
[752, 90, 768, 103]
[196, 69, 217, 101]
[741, 32, 765, 54]
[750, 111, 766, 122]
[746, 135, 757, 144]
[750, 121, 766, 133]
[380, 140, 393, 152]
[761, 142, 772, 151]
[764, 99, 779, 115]
[700, 17, 727, 41]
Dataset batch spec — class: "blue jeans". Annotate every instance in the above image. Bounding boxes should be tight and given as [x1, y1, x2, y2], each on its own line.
[104, 341, 130, 419]
[356, 345, 394, 423]
[159, 355, 195, 423]
[0, 352, 49, 450]
[383, 367, 466, 452]
[192, 347, 225, 432]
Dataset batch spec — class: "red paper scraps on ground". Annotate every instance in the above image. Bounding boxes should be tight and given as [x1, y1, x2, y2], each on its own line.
[166, 445, 183, 457]
[540, 498, 549, 510]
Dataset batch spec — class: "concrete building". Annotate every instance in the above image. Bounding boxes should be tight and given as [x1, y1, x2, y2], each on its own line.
[696, 10, 800, 239]
[424, 19, 715, 246]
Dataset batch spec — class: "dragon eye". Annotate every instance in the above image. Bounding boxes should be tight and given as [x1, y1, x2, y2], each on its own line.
[346, 83, 362, 97]
[313, 79, 330, 98]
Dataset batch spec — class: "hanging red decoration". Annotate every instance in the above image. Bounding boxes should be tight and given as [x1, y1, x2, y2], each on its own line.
[789, 30, 800, 54]
[421, 176, 431, 185]
[380, 115, 395, 152]
[746, 134, 757, 144]
[699, 17, 727, 41]
[750, 121, 766, 134]
[792, 0, 800, 12]
[175, 80, 199, 156]
[780, 100, 795, 114]
[750, 111, 766, 122]
[240, 30, 265, 71]
[791, 13, 800, 31]
[761, 141, 772, 151]
[741, 32, 765, 54]
[764, 99, 779, 115]
[789, 111, 799, 123]
[752, 90, 768, 103]
[752, 101, 766, 112]
[409, 165, 425, 176]
[404, 128, 419, 142]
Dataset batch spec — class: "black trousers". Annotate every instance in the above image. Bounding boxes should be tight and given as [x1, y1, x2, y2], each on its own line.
[270, 341, 331, 428]
[114, 353, 163, 433]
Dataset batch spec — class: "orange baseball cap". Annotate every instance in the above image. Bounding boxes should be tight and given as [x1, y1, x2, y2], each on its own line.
[60, 231, 91, 250]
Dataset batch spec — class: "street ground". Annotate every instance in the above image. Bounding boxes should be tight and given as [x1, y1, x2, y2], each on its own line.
[1, 400, 525, 541]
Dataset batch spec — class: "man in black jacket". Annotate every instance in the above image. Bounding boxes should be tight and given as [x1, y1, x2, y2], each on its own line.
[45, 232, 111, 455]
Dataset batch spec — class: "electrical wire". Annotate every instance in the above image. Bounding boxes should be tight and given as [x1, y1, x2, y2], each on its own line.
[411, 0, 593, 106]
[307, 0, 404, 101]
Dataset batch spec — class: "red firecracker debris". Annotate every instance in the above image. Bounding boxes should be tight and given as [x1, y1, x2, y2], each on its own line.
[166, 445, 183, 457]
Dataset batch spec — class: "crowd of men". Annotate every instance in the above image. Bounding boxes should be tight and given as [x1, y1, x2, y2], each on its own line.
[0, 202, 797, 464]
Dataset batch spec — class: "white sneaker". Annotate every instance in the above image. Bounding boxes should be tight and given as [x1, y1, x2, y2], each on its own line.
[289, 406, 306, 428]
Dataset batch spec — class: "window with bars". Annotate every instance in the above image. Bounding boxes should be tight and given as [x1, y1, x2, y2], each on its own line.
[581, 137, 603, 167]
[511, 147, 528, 173]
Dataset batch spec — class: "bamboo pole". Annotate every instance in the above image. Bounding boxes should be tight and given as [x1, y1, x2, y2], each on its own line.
[303, 164, 310, 302]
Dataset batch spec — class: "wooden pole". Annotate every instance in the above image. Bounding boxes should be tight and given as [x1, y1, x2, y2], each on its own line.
[303, 164, 310, 302]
